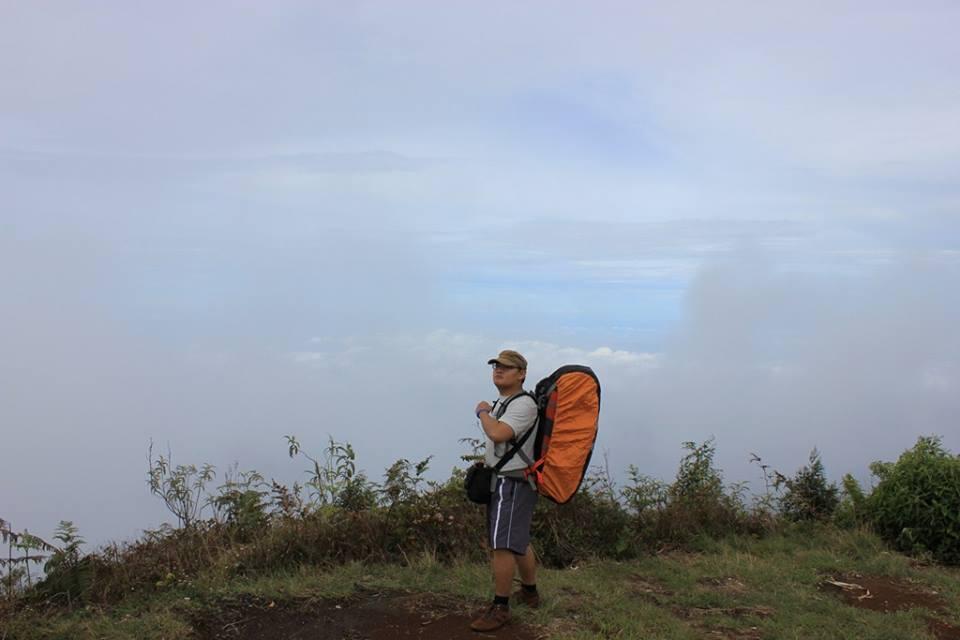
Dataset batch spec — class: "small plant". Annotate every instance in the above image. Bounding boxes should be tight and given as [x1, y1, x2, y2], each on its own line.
[38, 521, 88, 607]
[867, 436, 960, 564]
[268, 480, 305, 519]
[211, 464, 268, 541]
[286, 435, 375, 511]
[1, 519, 57, 599]
[457, 436, 485, 463]
[672, 439, 725, 503]
[777, 448, 840, 522]
[381, 456, 433, 507]
[147, 441, 216, 529]
[748, 452, 779, 512]
[834, 474, 867, 528]
[673, 439, 751, 537]
[14, 531, 52, 589]
[620, 465, 668, 517]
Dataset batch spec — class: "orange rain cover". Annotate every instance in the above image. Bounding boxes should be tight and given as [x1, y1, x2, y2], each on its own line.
[537, 371, 600, 503]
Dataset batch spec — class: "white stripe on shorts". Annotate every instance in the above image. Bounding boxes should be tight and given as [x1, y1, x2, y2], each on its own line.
[507, 480, 515, 543]
[492, 478, 505, 544]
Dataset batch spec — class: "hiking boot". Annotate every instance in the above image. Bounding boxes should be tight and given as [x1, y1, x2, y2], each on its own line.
[469, 603, 511, 632]
[512, 587, 541, 609]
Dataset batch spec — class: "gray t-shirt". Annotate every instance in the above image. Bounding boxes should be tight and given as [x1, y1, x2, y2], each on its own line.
[483, 393, 538, 473]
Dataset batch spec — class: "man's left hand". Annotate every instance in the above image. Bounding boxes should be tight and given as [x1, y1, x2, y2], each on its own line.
[475, 401, 492, 417]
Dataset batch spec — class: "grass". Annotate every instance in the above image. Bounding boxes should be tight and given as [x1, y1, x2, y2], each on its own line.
[3, 526, 958, 639]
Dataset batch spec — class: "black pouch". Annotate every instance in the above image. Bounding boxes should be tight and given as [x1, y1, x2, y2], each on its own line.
[464, 462, 494, 504]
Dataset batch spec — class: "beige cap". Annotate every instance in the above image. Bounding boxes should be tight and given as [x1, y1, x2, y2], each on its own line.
[487, 349, 528, 370]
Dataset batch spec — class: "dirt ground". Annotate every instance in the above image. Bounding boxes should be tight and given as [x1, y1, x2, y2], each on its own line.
[188, 573, 960, 640]
[192, 591, 539, 640]
[819, 573, 960, 640]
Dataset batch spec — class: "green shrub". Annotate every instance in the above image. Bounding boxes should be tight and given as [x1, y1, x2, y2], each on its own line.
[867, 436, 960, 565]
[1, 520, 58, 599]
[662, 439, 749, 540]
[834, 473, 867, 529]
[778, 449, 839, 522]
[620, 440, 761, 546]
[36, 521, 90, 606]
[621, 465, 668, 519]
[285, 436, 378, 511]
[381, 457, 433, 507]
[672, 439, 725, 503]
[211, 467, 268, 542]
[147, 443, 216, 530]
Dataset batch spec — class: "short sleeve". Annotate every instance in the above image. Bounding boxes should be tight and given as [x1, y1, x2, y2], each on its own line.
[498, 396, 538, 439]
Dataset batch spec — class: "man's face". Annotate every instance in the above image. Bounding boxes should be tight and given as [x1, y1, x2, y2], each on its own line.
[492, 362, 525, 388]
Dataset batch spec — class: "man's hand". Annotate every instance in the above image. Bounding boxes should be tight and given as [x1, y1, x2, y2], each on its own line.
[476, 401, 515, 443]
[475, 401, 493, 417]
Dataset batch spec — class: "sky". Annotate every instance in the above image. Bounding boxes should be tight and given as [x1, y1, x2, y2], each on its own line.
[2, 1, 959, 552]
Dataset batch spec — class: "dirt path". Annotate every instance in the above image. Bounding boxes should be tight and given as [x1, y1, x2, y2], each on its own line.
[190, 572, 960, 639]
[192, 591, 539, 640]
[819, 573, 960, 640]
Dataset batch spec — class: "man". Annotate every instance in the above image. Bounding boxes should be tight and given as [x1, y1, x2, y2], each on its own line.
[470, 349, 540, 632]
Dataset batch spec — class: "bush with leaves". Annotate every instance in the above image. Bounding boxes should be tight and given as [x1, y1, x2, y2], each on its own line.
[286, 435, 377, 512]
[147, 442, 216, 529]
[211, 465, 268, 542]
[834, 474, 867, 529]
[672, 439, 725, 503]
[866, 436, 960, 564]
[778, 448, 840, 522]
[643, 439, 751, 542]
[1, 519, 56, 599]
[381, 456, 433, 507]
[621, 465, 669, 520]
[36, 521, 89, 606]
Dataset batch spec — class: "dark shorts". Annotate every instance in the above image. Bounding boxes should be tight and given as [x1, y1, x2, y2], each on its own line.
[487, 476, 538, 555]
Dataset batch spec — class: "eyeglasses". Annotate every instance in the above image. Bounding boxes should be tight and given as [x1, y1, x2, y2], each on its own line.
[491, 363, 519, 371]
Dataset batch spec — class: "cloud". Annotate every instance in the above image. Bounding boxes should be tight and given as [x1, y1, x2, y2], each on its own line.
[280, 246, 960, 493]
[0, 147, 434, 179]
[290, 330, 658, 383]
[639, 250, 960, 482]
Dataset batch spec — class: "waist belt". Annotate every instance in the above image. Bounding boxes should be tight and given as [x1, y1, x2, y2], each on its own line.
[495, 468, 537, 491]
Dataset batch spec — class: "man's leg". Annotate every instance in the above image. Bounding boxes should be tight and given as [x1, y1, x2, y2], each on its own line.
[473, 479, 533, 631]
[516, 544, 537, 585]
[512, 544, 540, 608]
[492, 549, 516, 596]
[471, 549, 515, 631]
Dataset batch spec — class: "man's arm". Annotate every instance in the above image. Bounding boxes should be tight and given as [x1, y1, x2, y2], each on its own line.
[477, 409, 516, 443]
[476, 397, 536, 444]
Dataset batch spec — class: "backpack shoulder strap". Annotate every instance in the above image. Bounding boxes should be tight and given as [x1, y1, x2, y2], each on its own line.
[493, 422, 537, 472]
[493, 391, 536, 418]
[491, 391, 538, 472]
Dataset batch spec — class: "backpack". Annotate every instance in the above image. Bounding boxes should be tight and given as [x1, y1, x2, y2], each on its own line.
[526, 365, 601, 504]
[471, 365, 601, 505]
